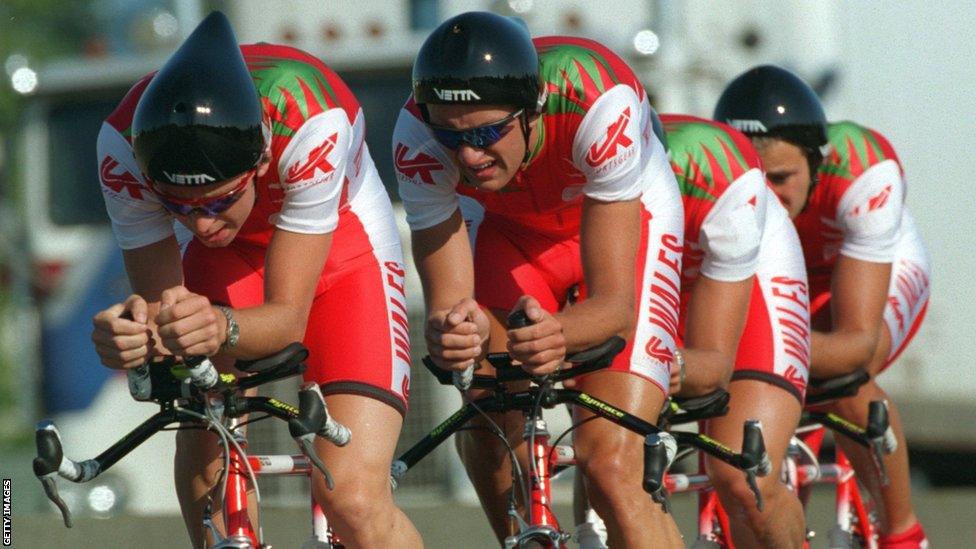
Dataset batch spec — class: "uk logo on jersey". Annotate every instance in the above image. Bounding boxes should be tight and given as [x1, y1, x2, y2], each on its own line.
[99, 156, 144, 199]
[394, 143, 443, 185]
[286, 132, 338, 184]
[586, 107, 634, 167]
[850, 184, 893, 216]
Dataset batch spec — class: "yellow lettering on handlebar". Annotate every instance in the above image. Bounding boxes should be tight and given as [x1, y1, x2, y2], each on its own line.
[431, 409, 468, 438]
[578, 393, 625, 418]
[267, 399, 300, 416]
[825, 413, 864, 434]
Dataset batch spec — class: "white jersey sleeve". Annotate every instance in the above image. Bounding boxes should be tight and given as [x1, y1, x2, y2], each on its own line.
[393, 108, 461, 231]
[699, 168, 766, 282]
[837, 159, 905, 263]
[273, 108, 354, 234]
[574, 85, 645, 202]
[96, 122, 175, 250]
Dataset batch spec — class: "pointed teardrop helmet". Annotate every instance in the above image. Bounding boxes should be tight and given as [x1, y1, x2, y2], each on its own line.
[132, 11, 264, 186]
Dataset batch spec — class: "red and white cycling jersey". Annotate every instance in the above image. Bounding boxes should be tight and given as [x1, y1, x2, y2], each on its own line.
[97, 44, 410, 412]
[663, 115, 810, 398]
[394, 36, 683, 394]
[799, 121, 908, 288]
[801, 122, 930, 369]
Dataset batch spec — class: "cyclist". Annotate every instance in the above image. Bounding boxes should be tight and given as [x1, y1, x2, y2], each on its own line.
[90, 12, 421, 548]
[577, 113, 811, 548]
[666, 113, 810, 548]
[394, 11, 684, 548]
[715, 64, 931, 548]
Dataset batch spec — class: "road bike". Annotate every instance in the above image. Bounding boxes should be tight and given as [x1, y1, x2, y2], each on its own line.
[390, 314, 772, 548]
[33, 343, 350, 548]
[665, 369, 895, 548]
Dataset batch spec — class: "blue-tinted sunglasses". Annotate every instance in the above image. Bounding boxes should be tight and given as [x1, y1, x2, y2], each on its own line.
[428, 109, 524, 150]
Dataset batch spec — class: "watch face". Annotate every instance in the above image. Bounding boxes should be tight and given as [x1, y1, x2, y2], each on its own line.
[219, 306, 240, 349]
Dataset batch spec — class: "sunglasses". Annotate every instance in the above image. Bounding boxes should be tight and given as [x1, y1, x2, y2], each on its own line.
[150, 170, 255, 217]
[428, 109, 524, 150]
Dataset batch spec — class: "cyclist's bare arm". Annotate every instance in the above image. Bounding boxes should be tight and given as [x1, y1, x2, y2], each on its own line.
[91, 235, 183, 369]
[411, 208, 489, 370]
[680, 274, 753, 396]
[219, 228, 333, 360]
[811, 253, 891, 377]
[552, 196, 640, 352]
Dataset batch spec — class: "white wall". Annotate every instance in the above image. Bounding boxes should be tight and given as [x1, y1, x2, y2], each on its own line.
[835, 1, 976, 400]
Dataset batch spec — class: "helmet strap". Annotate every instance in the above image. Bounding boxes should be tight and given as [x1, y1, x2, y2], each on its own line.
[799, 149, 826, 214]
[519, 111, 534, 167]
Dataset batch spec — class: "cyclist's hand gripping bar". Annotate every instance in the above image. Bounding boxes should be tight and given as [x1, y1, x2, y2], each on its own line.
[451, 309, 533, 391]
[452, 308, 536, 391]
[126, 356, 221, 402]
[289, 382, 351, 490]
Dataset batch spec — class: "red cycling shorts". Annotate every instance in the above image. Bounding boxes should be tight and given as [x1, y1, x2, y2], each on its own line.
[182, 205, 411, 415]
[678, 218, 811, 402]
[461, 194, 684, 397]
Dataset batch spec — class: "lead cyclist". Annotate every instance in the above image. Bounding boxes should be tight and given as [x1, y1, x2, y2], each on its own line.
[90, 12, 421, 548]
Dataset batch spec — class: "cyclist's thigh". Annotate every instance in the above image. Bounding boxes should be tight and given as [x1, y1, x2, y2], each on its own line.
[730, 229, 810, 401]
[314, 393, 404, 491]
[305, 214, 410, 415]
[709, 231, 807, 480]
[590, 203, 680, 395]
[573, 371, 669, 463]
[879, 213, 931, 372]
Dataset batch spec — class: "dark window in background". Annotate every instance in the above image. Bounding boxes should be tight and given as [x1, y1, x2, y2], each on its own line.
[339, 68, 413, 202]
[47, 96, 119, 226]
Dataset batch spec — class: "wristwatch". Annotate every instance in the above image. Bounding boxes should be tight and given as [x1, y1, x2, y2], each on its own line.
[216, 306, 240, 351]
[674, 348, 686, 385]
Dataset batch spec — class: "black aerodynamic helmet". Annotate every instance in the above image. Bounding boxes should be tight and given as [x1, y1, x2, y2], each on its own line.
[713, 64, 829, 158]
[412, 11, 543, 112]
[132, 11, 265, 186]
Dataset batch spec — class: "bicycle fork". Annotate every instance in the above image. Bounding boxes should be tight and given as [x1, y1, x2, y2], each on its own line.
[206, 425, 260, 548]
[505, 413, 570, 549]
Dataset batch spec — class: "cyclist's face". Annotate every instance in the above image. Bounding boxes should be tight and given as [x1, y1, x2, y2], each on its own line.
[426, 104, 536, 191]
[161, 160, 269, 248]
[754, 138, 813, 219]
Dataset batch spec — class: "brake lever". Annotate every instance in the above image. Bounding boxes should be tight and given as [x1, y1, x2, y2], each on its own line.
[740, 419, 771, 512]
[866, 400, 895, 487]
[642, 432, 676, 514]
[33, 421, 72, 527]
[291, 383, 350, 489]
[297, 436, 336, 490]
[37, 475, 72, 528]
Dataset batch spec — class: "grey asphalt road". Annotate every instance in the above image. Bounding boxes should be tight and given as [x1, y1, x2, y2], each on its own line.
[8, 488, 976, 548]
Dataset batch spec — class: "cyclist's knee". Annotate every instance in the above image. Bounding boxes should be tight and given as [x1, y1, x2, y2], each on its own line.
[578, 444, 639, 501]
[323, 487, 376, 519]
[456, 415, 519, 460]
[709, 462, 784, 514]
[174, 429, 221, 467]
